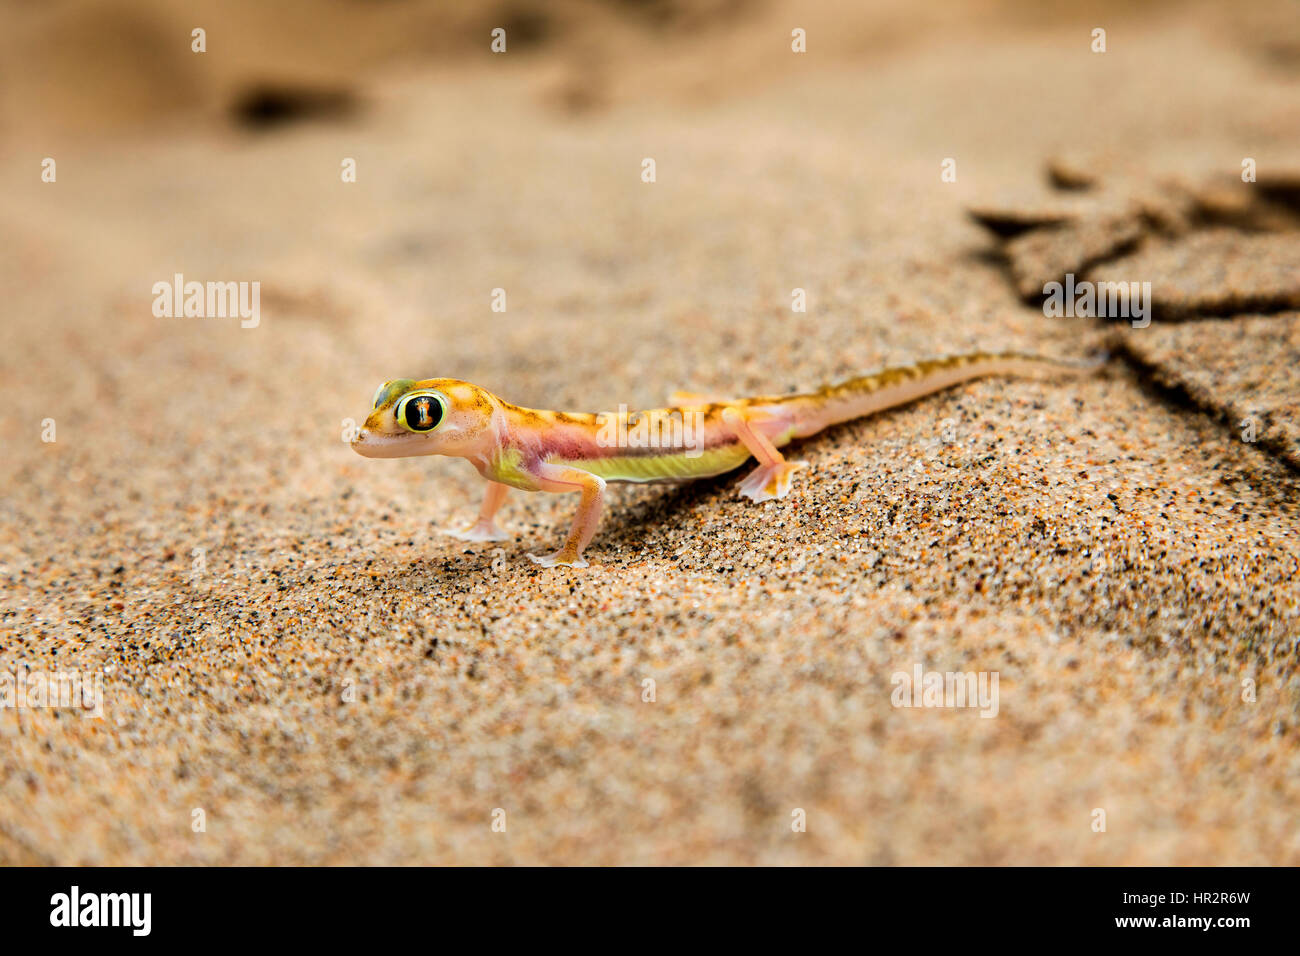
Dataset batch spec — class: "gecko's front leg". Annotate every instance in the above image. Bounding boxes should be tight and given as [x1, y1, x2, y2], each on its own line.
[525, 463, 606, 569]
[442, 481, 512, 542]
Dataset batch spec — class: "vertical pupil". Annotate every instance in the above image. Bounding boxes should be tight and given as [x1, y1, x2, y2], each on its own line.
[404, 396, 442, 431]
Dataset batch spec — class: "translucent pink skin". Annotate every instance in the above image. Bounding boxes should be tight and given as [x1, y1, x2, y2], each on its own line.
[351, 353, 1091, 567]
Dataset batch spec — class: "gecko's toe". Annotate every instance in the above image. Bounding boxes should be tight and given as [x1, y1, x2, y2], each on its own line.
[527, 549, 589, 569]
[738, 461, 808, 502]
[441, 523, 511, 543]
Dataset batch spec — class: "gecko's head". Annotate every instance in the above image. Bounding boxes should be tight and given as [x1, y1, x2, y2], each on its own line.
[351, 378, 498, 459]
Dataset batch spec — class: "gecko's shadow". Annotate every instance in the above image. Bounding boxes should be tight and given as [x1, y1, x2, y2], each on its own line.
[599, 474, 735, 551]
[368, 472, 737, 589]
[596, 415, 878, 556]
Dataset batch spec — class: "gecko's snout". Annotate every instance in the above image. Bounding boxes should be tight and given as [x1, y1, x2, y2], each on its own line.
[350, 426, 411, 459]
[351, 428, 379, 458]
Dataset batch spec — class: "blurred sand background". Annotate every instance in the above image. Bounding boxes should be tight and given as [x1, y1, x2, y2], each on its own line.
[1, 0, 1298, 864]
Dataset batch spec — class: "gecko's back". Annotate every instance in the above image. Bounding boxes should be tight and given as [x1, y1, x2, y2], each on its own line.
[543, 351, 1091, 484]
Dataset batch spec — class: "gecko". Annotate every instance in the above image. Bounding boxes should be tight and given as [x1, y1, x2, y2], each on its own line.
[350, 351, 1099, 568]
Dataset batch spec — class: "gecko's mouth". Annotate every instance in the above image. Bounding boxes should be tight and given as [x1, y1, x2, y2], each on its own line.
[351, 429, 410, 459]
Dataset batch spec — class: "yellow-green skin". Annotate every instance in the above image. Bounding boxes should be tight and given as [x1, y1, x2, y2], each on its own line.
[351, 352, 1092, 567]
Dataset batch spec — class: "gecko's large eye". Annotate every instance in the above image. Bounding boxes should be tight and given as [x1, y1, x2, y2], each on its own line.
[396, 393, 446, 433]
[372, 378, 416, 410]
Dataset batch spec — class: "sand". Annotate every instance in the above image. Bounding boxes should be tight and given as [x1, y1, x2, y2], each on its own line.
[1, 0, 1298, 864]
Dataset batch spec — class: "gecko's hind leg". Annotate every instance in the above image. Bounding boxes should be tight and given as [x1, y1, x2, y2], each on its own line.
[721, 407, 808, 503]
[442, 482, 512, 542]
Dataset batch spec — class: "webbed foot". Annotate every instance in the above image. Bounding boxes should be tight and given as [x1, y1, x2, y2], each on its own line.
[737, 460, 808, 502]
[526, 548, 589, 569]
[441, 523, 511, 543]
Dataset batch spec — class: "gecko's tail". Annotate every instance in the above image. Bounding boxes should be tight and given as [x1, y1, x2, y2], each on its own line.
[790, 349, 1108, 437]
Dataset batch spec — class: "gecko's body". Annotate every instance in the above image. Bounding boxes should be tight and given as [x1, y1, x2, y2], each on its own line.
[352, 352, 1094, 567]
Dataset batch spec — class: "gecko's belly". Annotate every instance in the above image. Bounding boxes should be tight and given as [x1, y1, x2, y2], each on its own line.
[563, 443, 752, 483]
